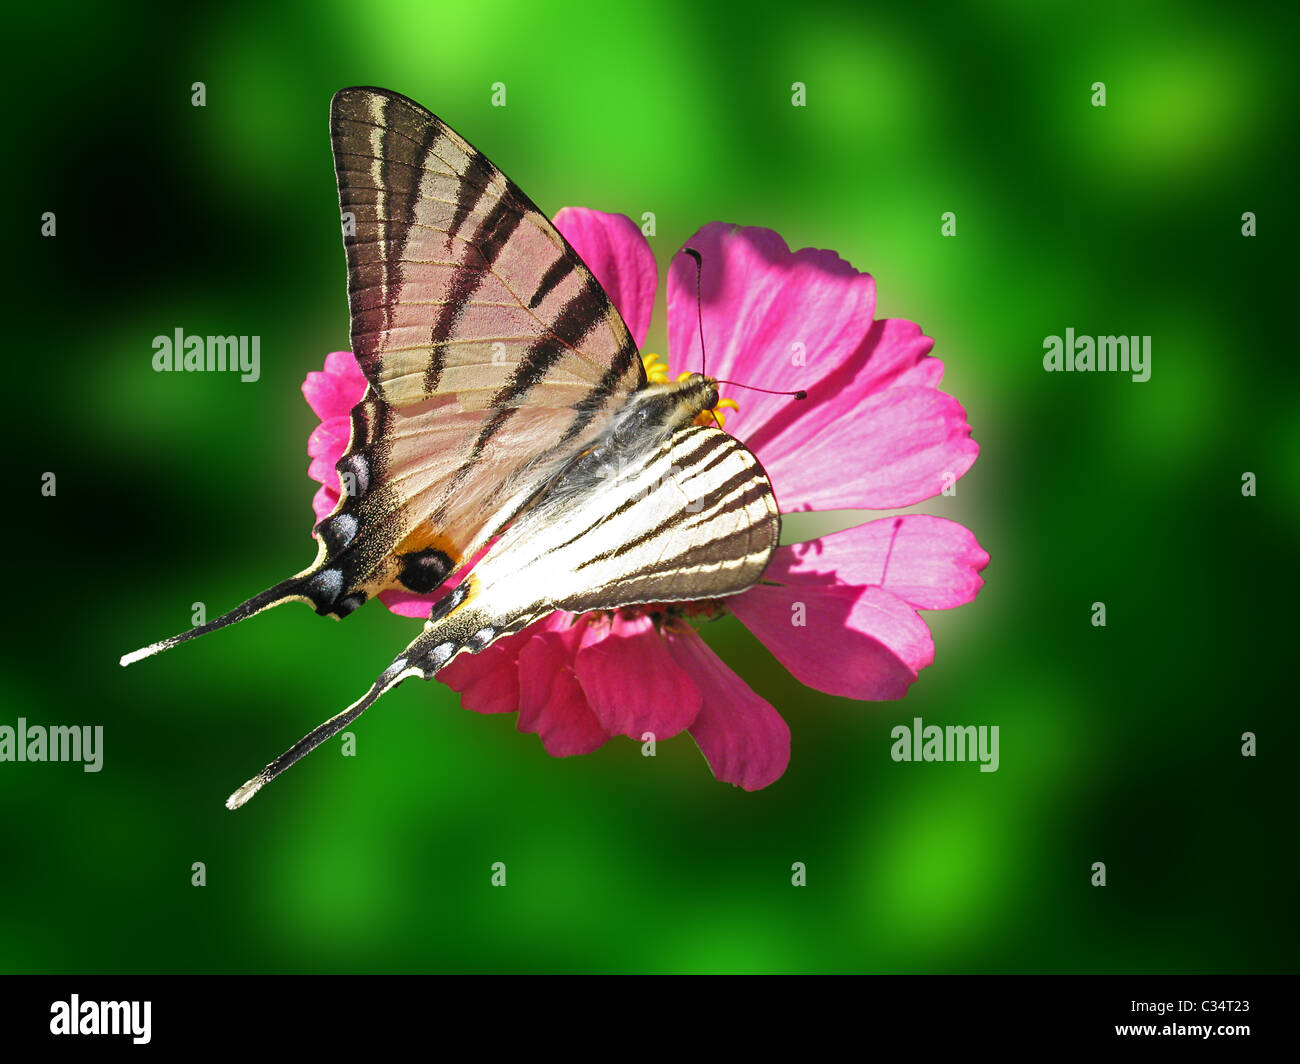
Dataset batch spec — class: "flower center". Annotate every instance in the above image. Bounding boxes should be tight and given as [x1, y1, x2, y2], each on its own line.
[596, 599, 728, 630]
[641, 353, 740, 428]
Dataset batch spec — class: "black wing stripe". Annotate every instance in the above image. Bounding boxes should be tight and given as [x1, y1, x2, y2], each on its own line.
[457, 275, 612, 458]
[423, 199, 525, 392]
[528, 256, 573, 310]
[446, 149, 497, 242]
[575, 468, 767, 572]
[491, 275, 608, 407]
[547, 429, 726, 557]
[562, 340, 641, 442]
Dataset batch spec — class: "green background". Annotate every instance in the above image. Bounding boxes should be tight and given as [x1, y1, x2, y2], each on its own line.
[8, 0, 1296, 972]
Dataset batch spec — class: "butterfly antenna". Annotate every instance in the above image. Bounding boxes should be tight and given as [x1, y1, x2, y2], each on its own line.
[119, 574, 309, 667]
[681, 247, 724, 428]
[712, 379, 808, 400]
[681, 248, 806, 413]
[682, 247, 707, 378]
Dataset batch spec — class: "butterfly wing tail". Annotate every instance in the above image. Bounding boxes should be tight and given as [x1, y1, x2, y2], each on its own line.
[225, 652, 422, 809]
[224, 576, 528, 809]
[119, 573, 315, 667]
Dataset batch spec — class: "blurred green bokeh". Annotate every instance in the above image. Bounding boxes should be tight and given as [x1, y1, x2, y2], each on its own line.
[7, 0, 1296, 973]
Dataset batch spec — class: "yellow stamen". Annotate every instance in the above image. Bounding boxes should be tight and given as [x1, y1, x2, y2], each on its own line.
[696, 398, 738, 428]
[641, 352, 670, 384]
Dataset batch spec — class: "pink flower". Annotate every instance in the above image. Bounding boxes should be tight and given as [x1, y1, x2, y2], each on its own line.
[301, 209, 988, 790]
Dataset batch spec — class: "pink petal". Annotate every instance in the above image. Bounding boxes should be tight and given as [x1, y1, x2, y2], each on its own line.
[307, 416, 352, 486]
[311, 484, 339, 523]
[770, 516, 990, 611]
[664, 626, 790, 790]
[664, 226, 976, 508]
[302, 350, 367, 421]
[302, 352, 367, 522]
[741, 318, 945, 455]
[666, 223, 878, 433]
[517, 627, 609, 756]
[439, 629, 532, 715]
[862, 319, 945, 390]
[375, 590, 440, 619]
[729, 584, 933, 701]
[760, 385, 978, 511]
[572, 615, 702, 739]
[553, 208, 658, 348]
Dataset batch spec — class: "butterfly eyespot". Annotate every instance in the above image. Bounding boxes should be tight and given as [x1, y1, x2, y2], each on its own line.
[338, 453, 371, 497]
[304, 568, 344, 612]
[468, 625, 496, 651]
[398, 547, 453, 593]
[335, 592, 367, 617]
[427, 641, 457, 670]
[319, 512, 359, 552]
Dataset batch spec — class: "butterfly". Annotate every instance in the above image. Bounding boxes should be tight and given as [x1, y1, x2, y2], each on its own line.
[122, 87, 784, 809]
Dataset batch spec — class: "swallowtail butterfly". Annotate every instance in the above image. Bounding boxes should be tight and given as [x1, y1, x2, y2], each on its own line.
[123, 88, 783, 808]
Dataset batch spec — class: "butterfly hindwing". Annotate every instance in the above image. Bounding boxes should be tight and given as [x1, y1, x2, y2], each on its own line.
[495, 424, 781, 617]
[226, 424, 780, 808]
[347, 414, 784, 689]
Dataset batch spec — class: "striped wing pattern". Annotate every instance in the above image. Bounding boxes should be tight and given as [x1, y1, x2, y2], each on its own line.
[309, 87, 647, 613]
[466, 424, 782, 627]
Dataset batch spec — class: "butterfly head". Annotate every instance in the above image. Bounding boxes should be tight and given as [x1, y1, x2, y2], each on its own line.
[672, 372, 721, 420]
[627, 373, 722, 436]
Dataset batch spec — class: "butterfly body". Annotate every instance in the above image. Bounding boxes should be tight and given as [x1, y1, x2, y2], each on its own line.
[124, 87, 783, 807]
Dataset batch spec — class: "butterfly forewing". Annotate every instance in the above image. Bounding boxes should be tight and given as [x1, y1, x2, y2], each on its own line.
[122, 88, 651, 662]
[309, 88, 650, 610]
[330, 86, 642, 409]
